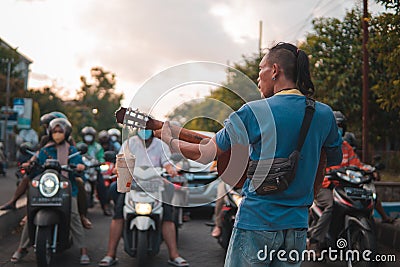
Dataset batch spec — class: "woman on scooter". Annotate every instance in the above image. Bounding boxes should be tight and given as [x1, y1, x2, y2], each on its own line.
[10, 118, 91, 265]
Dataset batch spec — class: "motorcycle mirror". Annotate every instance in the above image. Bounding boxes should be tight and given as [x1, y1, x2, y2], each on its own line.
[374, 162, 385, 171]
[19, 142, 34, 155]
[77, 143, 88, 155]
[373, 154, 382, 162]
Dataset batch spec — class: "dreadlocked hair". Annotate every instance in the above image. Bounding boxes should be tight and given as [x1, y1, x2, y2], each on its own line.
[267, 42, 315, 97]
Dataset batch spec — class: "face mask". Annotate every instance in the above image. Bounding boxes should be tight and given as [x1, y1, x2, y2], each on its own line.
[138, 129, 153, 140]
[110, 136, 117, 142]
[52, 132, 65, 144]
[84, 135, 94, 143]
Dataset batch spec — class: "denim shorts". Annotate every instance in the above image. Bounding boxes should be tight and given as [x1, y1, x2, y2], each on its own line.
[109, 181, 174, 222]
[224, 227, 307, 267]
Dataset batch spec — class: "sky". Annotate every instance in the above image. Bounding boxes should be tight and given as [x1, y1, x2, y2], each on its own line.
[1, 0, 386, 115]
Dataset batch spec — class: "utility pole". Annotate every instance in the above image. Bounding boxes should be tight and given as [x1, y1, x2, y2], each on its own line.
[2, 59, 12, 162]
[362, 0, 369, 162]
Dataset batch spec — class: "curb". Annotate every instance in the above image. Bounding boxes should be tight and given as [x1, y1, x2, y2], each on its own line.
[0, 197, 27, 239]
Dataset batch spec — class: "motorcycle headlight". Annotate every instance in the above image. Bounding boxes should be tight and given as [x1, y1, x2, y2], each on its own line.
[39, 173, 59, 197]
[135, 203, 153, 215]
[100, 164, 109, 172]
[231, 194, 243, 207]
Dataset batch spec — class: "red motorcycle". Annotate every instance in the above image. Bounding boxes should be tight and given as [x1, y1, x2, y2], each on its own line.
[101, 151, 117, 188]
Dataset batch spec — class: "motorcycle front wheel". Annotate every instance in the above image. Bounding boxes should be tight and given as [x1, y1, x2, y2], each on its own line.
[36, 226, 53, 267]
[347, 224, 377, 267]
[135, 230, 148, 267]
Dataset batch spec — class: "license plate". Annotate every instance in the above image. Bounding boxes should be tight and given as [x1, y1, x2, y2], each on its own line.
[135, 181, 161, 192]
[31, 197, 63, 206]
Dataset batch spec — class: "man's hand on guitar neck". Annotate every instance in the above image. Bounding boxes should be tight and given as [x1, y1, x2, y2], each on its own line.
[159, 121, 218, 165]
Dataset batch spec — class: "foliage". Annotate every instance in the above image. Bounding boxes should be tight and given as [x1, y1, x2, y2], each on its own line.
[300, 8, 400, 150]
[1, 66, 124, 141]
[375, 0, 400, 12]
[0, 46, 25, 107]
[76, 67, 124, 136]
[168, 54, 262, 132]
[24, 87, 67, 135]
[369, 12, 400, 111]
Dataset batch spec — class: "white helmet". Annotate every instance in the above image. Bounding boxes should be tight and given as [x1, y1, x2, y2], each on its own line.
[107, 128, 121, 138]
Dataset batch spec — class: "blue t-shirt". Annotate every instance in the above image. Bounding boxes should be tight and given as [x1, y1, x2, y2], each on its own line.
[216, 94, 342, 231]
[38, 144, 83, 197]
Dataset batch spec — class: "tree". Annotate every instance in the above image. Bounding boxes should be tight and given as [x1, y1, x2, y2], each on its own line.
[369, 12, 400, 112]
[376, 0, 400, 12]
[0, 46, 25, 107]
[77, 67, 123, 133]
[300, 7, 400, 150]
[25, 86, 67, 134]
[168, 54, 262, 132]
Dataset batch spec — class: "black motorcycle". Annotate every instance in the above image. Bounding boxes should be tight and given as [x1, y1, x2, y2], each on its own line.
[207, 183, 242, 250]
[15, 143, 37, 185]
[0, 141, 6, 176]
[27, 155, 88, 267]
[309, 166, 381, 266]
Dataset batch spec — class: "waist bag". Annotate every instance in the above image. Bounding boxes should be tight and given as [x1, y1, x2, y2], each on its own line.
[248, 98, 315, 195]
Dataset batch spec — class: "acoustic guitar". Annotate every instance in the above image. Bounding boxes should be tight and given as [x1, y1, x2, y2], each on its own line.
[115, 107, 326, 192]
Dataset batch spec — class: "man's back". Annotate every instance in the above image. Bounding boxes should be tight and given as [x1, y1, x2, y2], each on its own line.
[218, 92, 342, 231]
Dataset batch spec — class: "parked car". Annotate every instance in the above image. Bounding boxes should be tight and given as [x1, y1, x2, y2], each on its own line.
[174, 131, 219, 208]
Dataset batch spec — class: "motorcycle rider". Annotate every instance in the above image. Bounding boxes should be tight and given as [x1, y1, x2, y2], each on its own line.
[0, 112, 93, 228]
[98, 130, 114, 152]
[10, 118, 91, 264]
[78, 126, 112, 216]
[108, 128, 121, 152]
[0, 112, 66, 210]
[98, 129, 189, 267]
[308, 111, 395, 256]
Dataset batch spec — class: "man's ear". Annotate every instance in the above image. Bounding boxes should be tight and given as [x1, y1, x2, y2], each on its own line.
[272, 63, 280, 77]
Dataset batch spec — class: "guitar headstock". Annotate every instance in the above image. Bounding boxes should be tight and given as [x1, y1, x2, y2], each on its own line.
[115, 107, 150, 129]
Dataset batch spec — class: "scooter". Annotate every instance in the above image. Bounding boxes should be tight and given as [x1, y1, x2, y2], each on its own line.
[217, 184, 242, 250]
[15, 143, 37, 185]
[27, 158, 80, 267]
[166, 171, 189, 238]
[308, 166, 381, 266]
[0, 141, 6, 176]
[122, 166, 167, 267]
[101, 151, 117, 189]
[80, 153, 100, 208]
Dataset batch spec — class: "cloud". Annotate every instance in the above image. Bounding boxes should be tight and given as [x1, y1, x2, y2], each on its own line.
[76, 0, 257, 85]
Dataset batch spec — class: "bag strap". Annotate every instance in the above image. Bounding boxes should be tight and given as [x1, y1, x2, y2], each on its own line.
[296, 98, 315, 152]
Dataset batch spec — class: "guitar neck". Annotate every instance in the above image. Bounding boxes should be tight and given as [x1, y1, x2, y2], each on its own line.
[147, 118, 209, 144]
[115, 107, 210, 144]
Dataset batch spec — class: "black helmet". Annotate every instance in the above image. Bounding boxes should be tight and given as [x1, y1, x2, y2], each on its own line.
[98, 130, 109, 143]
[48, 118, 72, 139]
[40, 113, 57, 126]
[333, 111, 347, 135]
[81, 126, 97, 136]
[344, 132, 357, 148]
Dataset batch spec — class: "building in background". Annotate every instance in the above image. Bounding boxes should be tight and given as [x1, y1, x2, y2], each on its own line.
[0, 38, 33, 160]
[0, 37, 32, 91]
